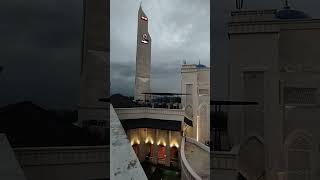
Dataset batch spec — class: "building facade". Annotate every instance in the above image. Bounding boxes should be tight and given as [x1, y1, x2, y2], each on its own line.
[181, 63, 210, 145]
[212, 8, 320, 180]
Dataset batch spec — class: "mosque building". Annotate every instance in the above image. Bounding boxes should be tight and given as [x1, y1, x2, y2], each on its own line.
[212, 3, 320, 180]
[112, 4, 210, 179]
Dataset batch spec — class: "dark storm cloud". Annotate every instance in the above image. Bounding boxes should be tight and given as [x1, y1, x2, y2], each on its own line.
[111, 0, 210, 95]
[0, 0, 82, 109]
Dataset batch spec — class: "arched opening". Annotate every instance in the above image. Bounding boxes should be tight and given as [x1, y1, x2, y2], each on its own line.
[237, 172, 247, 180]
[157, 144, 166, 163]
[285, 131, 312, 180]
[170, 146, 178, 160]
[169, 146, 179, 167]
[132, 144, 140, 156]
[145, 143, 154, 160]
[238, 136, 265, 180]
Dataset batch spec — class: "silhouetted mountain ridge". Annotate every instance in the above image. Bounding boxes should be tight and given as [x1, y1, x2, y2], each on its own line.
[0, 101, 105, 147]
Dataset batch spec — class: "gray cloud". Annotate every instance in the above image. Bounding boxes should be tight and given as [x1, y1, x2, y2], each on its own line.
[2, 0, 320, 107]
[0, 0, 82, 109]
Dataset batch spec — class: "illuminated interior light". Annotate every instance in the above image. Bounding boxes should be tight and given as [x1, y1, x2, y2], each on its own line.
[141, 40, 149, 44]
[137, 140, 140, 144]
[131, 141, 134, 146]
[141, 16, 148, 21]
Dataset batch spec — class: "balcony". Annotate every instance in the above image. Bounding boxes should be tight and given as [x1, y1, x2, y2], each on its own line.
[180, 137, 210, 180]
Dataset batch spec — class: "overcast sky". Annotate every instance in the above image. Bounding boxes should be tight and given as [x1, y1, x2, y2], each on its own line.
[0, 0, 82, 109]
[110, 0, 210, 96]
[1, 0, 320, 109]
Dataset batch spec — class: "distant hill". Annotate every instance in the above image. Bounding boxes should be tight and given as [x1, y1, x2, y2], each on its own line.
[110, 94, 136, 108]
[0, 101, 106, 147]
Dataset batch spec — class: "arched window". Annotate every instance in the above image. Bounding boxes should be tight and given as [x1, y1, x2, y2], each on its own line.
[157, 145, 166, 160]
[285, 131, 312, 180]
[132, 144, 139, 156]
[170, 146, 178, 161]
[146, 143, 154, 159]
[238, 136, 265, 180]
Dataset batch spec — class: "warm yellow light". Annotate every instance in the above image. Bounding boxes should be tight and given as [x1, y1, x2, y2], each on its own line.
[170, 142, 179, 148]
[131, 141, 134, 145]
[137, 140, 140, 144]
[151, 140, 154, 144]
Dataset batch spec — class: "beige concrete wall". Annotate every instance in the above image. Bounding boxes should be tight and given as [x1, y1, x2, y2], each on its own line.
[181, 65, 210, 142]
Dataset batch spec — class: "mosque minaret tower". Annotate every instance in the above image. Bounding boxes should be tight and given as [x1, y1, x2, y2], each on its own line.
[134, 4, 151, 102]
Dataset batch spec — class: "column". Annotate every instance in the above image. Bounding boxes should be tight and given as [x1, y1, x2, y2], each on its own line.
[152, 129, 159, 164]
[139, 128, 146, 160]
[165, 130, 171, 166]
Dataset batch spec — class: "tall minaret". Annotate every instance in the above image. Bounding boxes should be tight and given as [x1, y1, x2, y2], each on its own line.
[134, 5, 151, 102]
[78, 0, 109, 127]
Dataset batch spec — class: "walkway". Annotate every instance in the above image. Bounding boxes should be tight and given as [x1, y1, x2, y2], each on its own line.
[184, 142, 210, 180]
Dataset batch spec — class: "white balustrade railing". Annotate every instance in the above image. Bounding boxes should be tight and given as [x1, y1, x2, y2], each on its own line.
[180, 137, 202, 180]
[185, 137, 210, 152]
[14, 146, 108, 166]
[211, 150, 238, 170]
[115, 107, 185, 121]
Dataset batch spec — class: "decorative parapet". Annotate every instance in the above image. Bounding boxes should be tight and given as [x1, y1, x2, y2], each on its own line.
[228, 23, 279, 34]
[14, 146, 108, 166]
[181, 64, 210, 73]
[211, 150, 238, 170]
[180, 137, 202, 180]
[230, 9, 277, 23]
[115, 107, 185, 121]
[110, 105, 148, 180]
[185, 137, 210, 152]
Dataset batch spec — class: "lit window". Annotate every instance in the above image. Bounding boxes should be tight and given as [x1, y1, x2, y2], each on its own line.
[141, 16, 148, 21]
[141, 34, 149, 44]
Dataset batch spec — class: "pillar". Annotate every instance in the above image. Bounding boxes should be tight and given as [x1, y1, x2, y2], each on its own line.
[165, 130, 171, 166]
[152, 129, 159, 164]
[138, 128, 146, 160]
